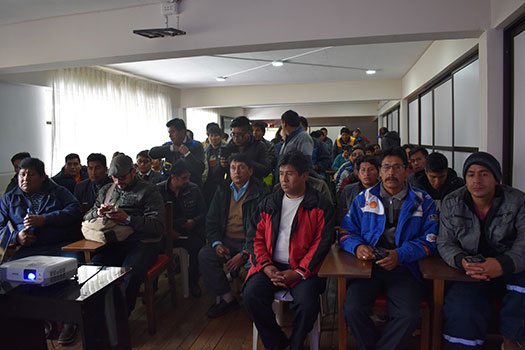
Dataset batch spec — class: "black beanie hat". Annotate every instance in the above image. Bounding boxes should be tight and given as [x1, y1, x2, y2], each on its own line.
[462, 152, 502, 183]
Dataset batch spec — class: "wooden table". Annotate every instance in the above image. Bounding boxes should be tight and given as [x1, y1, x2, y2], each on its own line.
[419, 255, 477, 350]
[62, 239, 106, 263]
[318, 245, 372, 350]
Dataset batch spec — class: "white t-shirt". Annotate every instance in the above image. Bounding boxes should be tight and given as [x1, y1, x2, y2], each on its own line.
[273, 194, 304, 264]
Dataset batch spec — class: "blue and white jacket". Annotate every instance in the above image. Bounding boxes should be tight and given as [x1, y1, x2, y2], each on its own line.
[338, 182, 438, 278]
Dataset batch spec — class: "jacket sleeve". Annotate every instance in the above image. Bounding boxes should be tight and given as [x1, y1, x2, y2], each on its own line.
[149, 144, 171, 159]
[316, 142, 332, 173]
[205, 188, 223, 244]
[436, 197, 469, 269]
[83, 183, 111, 221]
[396, 196, 438, 264]
[129, 187, 165, 239]
[295, 201, 335, 279]
[192, 187, 207, 227]
[495, 196, 525, 274]
[42, 187, 82, 227]
[0, 194, 16, 244]
[247, 198, 274, 272]
[338, 195, 367, 255]
[252, 142, 271, 179]
[184, 142, 205, 178]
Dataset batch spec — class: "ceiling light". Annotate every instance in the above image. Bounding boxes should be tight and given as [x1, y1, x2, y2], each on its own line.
[271, 60, 284, 67]
[216, 76, 227, 82]
[366, 69, 376, 75]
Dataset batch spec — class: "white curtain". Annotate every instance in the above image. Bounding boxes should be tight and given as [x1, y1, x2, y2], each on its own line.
[52, 67, 172, 174]
[186, 108, 219, 143]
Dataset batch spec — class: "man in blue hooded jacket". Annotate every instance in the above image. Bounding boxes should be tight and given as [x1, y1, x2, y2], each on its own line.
[338, 147, 438, 350]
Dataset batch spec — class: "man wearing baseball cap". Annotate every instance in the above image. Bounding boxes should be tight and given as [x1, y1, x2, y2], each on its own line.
[85, 154, 165, 315]
[437, 152, 525, 349]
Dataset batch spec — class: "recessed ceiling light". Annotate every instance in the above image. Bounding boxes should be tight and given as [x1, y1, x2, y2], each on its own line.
[216, 76, 227, 82]
[366, 69, 376, 75]
[272, 61, 284, 67]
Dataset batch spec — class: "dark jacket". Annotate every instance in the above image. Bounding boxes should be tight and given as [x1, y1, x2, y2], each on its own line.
[52, 166, 88, 194]
[437, 185, 525, 275]
[0, 178, 82, 246]
[149, 138, 205, 187]
[381, 131, 400, 151]
[73, 176, 113, 208]
[205, 178, 268, 250]
[203, 141, 227, 202]
[136, 170, 163, 185]
[246, 183, 335, 286]
[84, 178, 165, 242]
[261, 138, 277, 171]
[311, 138, 331, 178]
[4, 174, 18, 194]
[157, 180, 206, 237]
[412, 168, 464, 210]
[337, 182, 365, 224]
[222, 135, 271, 179]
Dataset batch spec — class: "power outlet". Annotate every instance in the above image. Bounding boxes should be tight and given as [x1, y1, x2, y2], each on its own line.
[161, 2, 175, 16]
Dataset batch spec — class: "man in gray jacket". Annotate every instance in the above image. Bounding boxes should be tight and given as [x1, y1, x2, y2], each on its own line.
[86, 155, 165, 315]
[437, 152, 525, 350]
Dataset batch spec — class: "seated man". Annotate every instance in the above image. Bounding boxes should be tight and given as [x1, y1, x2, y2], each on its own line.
[0, 157, 82, 260]
[52, 153, 88, 193]
[74, 153, 112, 208]
[407, 146, 428, 184]
[339, 147, 437, 350]
[337, 155, 380, 223]
[243, 151, 334, 350]
[5, 152, 30, 194]
[412, 152, 464, 210]
[135, 150, 162, 184]
[149, 118, 205, 187]
[333, 127, 352, 159]
[198, 153, 267, 318]
[85, 155, 165, 315]
[437, 152, 525, 350]
[157, 160, 206, 297]
[332, 145, 351, 171]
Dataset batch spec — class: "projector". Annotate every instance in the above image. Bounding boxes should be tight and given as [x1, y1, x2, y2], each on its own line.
[0, 256, 77, 287]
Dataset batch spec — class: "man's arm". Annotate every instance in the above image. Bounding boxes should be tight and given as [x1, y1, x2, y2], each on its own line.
[251, 141, 271, 179]
[128, 188, 165, 239]
[191, 186, 207, 226]
[396, 195, 438, 264]
[205, 188, 224, 245]
[183, 142, 205, 179]
[495, 197, 525, 274]
[436, 198, 470, 269]
[245, 198, 273, 271]
[41, 186, 82, 226]
[148, 144, 172, 160]
[338, 196, 367, 255]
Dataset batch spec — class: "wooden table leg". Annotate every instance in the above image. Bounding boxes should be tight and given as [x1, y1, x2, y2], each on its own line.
[432, 279, 445, 350]
[337, 276, 347, 350]
[84, 251, 92, 263]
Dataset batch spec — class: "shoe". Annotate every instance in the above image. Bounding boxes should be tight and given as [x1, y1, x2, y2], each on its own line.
[57, 323, 77, 345]
[502, 338, 524, 350]
[207, 299, 240, 318]
[190, 284, 202, 298]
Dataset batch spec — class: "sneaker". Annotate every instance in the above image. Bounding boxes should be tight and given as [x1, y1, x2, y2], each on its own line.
[190, 284, 202, 298]
[57, 323, 77, 345]
[502, 338, 524, 350]
[207, 299, 240, 318]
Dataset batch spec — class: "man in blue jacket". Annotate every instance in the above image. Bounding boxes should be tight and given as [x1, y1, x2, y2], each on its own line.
[338, 147, 438, 350]
[0, 157, 83, 260]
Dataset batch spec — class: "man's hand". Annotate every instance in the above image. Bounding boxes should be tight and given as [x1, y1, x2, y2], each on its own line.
[16, 228, 37, 246]
[24, 214, 45, 228]
[356, 245, 375, 260]
[178, 144, 189, 155]
[219, 157, 228, 168]
[463, 257, 503, 281]
[105, 210, 129, 223]
[170, 144, 180, 153]
[181, 219, 195, 230]
[225, 253, 244, 272]
[376, 249, 399, 271]
[277, 270, 302, 286]
[263, 265, 287, 287]
[215, 244, 230, 258]
[97, 203, 115, 217]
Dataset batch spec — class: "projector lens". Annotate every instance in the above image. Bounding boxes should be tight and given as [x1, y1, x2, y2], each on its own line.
[23, 269, 37, 281]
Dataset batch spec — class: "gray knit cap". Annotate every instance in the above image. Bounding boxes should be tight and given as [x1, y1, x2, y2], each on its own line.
[462, 152, 502, 183]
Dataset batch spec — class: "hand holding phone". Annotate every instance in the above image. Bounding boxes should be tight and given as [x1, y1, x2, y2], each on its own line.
[464, 254, 486, 263]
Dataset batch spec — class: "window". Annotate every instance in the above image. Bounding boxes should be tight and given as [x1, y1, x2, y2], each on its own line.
[406, 56, 479, 174]
[380, 104, 400, 134]
[186, 108, 219, 142]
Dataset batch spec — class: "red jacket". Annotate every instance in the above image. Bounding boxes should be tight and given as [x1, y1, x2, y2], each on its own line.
[246, 184, 335, 286]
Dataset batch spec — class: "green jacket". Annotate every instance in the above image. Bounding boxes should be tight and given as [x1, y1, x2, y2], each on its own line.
[205, 178, 267, 251]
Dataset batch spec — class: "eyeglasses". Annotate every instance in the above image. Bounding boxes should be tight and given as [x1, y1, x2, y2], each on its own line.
[381, 164, 406, 172]
[230, 132, 247, 139]
[136, 159, 150, 164]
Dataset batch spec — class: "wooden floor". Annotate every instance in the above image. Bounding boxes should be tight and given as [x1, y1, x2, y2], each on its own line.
[47, 273, 500, 350]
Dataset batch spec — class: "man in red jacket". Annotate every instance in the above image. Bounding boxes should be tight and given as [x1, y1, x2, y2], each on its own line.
[243, 150, 335, 350]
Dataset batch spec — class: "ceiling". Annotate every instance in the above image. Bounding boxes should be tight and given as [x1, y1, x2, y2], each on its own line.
[0, 0, 431, 90]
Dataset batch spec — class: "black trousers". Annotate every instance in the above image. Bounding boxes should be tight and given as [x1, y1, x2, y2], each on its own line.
[343, 264, 424, 350]
[242, 265, 326, 350]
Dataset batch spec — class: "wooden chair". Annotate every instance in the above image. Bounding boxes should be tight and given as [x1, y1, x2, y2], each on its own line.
[374, 295, 430, 350]
[142, 201, 177, 335]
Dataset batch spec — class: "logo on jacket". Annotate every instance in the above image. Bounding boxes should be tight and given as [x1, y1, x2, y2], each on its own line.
[426, 233, 437, 242]
[369, 201, 377, 209]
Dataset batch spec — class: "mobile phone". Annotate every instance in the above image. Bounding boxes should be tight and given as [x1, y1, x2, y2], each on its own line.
[373, 247, 389, 260]
[464, 254, 486, 263]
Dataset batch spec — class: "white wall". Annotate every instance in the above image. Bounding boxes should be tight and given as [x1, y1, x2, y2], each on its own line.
[245, 102, 378, 121]
[491, 0, 525, 28]
[0, 0, 489, 73]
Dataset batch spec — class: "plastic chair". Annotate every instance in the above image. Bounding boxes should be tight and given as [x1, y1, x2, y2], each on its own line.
[252, 290, 321, 350]
[173, 245, 190, 298]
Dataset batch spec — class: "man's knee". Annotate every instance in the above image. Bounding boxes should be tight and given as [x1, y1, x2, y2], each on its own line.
[198, 245, 217, 266]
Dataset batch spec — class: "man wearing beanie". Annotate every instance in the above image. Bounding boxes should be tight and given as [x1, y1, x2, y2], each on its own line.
[437, 152, 525, 350]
